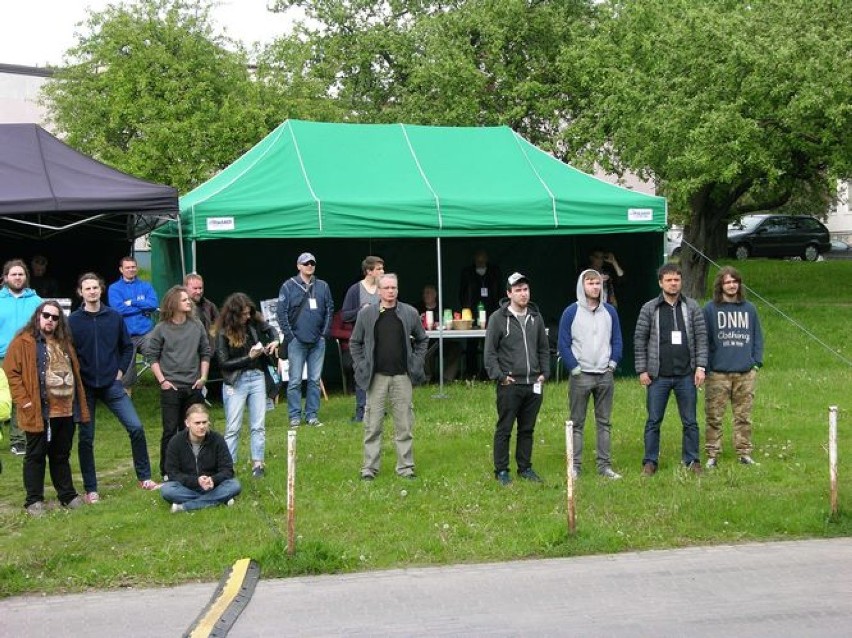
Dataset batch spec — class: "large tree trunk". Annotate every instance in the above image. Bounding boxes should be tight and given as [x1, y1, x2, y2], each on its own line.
[680, 188, 730, 298]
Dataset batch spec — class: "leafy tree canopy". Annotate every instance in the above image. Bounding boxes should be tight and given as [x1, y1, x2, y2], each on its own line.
[564, 0, 852, 293]
[42, 0, 327, 192]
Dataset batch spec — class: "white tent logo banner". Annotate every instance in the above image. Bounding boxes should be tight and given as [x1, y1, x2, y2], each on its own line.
[207, 217, 235, 231]
[628, 208, 653, 222]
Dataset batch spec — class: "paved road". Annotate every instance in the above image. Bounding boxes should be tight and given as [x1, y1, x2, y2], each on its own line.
[3, 538, 852, 637]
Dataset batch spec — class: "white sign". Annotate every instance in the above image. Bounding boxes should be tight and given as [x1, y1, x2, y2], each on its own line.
[206, 217, 235, 231]
[628, 208, 653, 222]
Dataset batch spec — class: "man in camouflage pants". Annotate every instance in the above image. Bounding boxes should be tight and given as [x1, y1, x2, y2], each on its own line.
[703, 266, 764, 468]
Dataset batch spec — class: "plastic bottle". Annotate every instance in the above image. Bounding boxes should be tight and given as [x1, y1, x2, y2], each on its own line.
[477, 301, 486, 329]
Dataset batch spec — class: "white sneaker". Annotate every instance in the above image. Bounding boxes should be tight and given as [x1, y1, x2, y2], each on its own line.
[706, 458, 718, 469]
[226, 498, 235, 507]
[84, 491, 100, 504]
[600, 467, 622, 480]
[170, 503, 185, 513]
[570, 467, 580, 480]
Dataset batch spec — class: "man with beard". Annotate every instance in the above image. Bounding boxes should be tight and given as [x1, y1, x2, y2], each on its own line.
[0, 259, 42, 455]
[4, 301, 89, 515]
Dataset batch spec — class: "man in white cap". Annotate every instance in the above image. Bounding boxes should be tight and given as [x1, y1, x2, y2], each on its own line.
[483, 272, 550, 486]
[276, 252, 334, 427]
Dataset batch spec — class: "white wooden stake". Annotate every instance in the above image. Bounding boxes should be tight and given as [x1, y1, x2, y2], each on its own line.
[829, 406, 838, 517]
[287, 429, 297, 556]
[565, 420, 576, 535]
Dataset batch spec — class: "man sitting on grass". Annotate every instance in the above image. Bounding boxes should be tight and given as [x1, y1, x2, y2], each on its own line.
[161, 404, 241, 513]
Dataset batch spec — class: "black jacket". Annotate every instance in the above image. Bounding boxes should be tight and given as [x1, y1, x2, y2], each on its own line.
[164, 428, 234, 489]
[215, 320, 278, 386]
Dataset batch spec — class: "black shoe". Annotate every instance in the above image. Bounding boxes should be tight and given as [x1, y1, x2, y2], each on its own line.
[496, 470, 512, 486]
[10, 444, 25, 456]
[518, 468, 543, 482]
[361, 474, 375, 481]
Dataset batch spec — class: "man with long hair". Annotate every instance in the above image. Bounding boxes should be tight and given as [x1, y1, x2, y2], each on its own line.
[704, 266, 764, 468]
[69, 273, 160, 504]
[147, 286, 211, 480]
[3, 301, 89, 515]
[0, 259, 42, 455]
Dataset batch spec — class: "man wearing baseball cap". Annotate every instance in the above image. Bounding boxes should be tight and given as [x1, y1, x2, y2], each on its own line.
[483, 272, 551, 485]
[276, 252, 334, 427]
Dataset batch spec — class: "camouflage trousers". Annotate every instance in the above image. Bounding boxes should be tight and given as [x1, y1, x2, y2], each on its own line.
[704, 369, 757, 459]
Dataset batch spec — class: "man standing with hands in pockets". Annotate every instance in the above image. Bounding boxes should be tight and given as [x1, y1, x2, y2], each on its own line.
[484, 272, 550, 486]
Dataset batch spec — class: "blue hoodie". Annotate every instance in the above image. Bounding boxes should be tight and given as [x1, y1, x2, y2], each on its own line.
[107, 277, 158, 337]
[0, 287, 42, 357]
[68, 304, 134, 388]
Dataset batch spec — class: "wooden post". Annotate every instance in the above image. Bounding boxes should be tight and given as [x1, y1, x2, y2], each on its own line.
[829, 405, 838, 517]
[287, 429, 297, 556]
[565, 420, 576, 535]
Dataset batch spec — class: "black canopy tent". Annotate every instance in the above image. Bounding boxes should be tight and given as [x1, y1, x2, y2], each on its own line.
[0, 124, 179, 298]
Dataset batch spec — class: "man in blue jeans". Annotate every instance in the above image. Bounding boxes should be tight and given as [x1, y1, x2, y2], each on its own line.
[276, 252, 334, 428]
[69, 273, 159, 503]
[161, 403, 240, 513]
[634, 263, 708, 476]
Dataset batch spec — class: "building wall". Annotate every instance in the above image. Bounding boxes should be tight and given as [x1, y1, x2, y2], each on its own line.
[0, 64, 50, 125]
[827, 179, 852, 242]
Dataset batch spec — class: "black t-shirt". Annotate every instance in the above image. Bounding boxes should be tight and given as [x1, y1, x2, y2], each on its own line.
[658, 299, 691, 376]
[374, 307, 406, 376]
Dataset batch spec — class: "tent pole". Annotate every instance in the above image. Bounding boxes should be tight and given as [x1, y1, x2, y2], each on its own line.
[177, 215, 187, 281]
[434, 237, 447, 398]
[191, 239, 197, 274]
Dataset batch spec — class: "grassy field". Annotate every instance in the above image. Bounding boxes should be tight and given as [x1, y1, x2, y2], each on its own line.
[1, 259, 850, 596]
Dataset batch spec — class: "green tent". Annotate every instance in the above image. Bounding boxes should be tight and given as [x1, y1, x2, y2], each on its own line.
[151, 120, 668, 381]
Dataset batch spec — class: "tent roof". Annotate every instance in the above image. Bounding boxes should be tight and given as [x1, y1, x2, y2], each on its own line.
[163, 120, 665, 241]
[0, 123, 179, 240]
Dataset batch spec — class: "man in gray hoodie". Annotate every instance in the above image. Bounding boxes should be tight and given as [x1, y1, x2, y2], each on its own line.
[557, 269, 623, 480]
[484, 272, 551, 486]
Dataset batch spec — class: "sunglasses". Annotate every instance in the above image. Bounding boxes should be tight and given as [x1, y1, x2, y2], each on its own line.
[41, 311, 60, 321]
[301, 261, 316, 267]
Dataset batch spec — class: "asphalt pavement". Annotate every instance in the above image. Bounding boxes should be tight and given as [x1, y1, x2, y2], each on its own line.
[2, 538, 851, 637]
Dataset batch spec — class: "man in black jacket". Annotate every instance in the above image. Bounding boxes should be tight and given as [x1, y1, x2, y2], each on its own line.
[161, 404, 241, 512]
[69, 273, 159, 504]
[484, 273, 550, 486]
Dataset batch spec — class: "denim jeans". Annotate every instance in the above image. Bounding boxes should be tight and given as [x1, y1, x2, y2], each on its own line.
[79, 380, 153, 492]
[643, 374, 700, 467]
[286, 338, 326, 422]
[159, 387, 205, 478]
[223, 369, 266, 464]
[160, 478, 242, 511]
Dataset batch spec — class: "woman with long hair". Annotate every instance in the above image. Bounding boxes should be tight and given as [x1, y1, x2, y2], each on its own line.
[214, 293, 278, 477]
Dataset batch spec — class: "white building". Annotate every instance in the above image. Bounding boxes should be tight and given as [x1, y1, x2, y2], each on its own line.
[827, 180, 852, 242]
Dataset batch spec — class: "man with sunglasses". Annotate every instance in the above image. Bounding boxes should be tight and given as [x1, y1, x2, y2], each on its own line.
[276, 252, 334, 428]
[4, 301, 89, 515]
[0, 259, 43, 455]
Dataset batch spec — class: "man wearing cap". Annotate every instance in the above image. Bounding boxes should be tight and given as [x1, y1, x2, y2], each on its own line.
[483, 272, 551, 485]
[276, 252, 334, 427]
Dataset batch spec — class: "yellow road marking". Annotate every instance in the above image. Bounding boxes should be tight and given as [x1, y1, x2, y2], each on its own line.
[188, 558, 251, 638]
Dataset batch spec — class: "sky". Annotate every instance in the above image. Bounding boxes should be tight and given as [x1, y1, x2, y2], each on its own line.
[0, 0, 301, 67]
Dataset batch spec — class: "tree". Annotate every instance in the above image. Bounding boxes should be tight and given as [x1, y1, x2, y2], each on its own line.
[268, 0, 595, 155]
[42, 0, 316, 192]
[564, 0, 852, 296]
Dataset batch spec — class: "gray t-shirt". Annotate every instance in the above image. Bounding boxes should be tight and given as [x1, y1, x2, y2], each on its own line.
[359, 283, 379, 309]
[146, 318, 212, 388]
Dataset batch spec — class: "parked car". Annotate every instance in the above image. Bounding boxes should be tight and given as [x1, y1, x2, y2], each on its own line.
[727, 214, 831, 261]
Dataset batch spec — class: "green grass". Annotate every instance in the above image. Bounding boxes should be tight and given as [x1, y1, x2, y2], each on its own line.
[1, 259, 850, 596]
